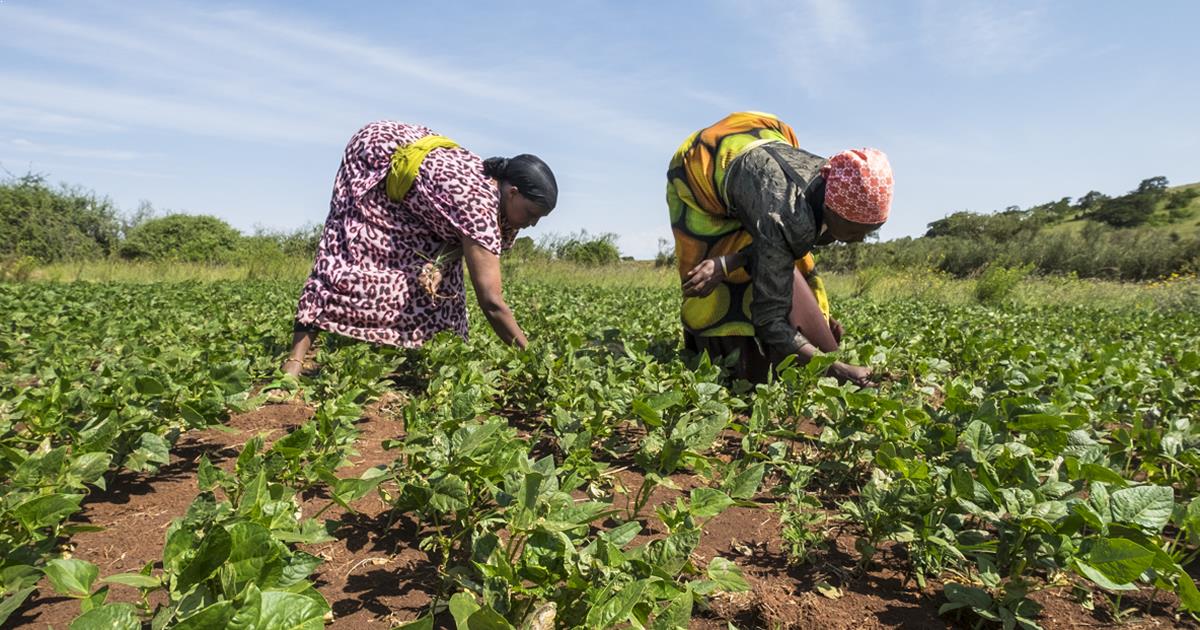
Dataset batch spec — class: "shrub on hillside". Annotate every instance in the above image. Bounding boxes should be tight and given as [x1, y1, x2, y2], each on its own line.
[119, 214, 243, 263]
[540, 231, 622, 266]
[0, 174, 122, 262]
[1166, 189, 1199, 214]
[1089, 192, 1157, 227]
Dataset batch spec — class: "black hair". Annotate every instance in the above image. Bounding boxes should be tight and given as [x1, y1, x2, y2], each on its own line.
[482, 154, 558, 211]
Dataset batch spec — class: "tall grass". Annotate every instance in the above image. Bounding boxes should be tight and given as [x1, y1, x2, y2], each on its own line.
[822, 268, 1200, 311]
[30, 258, 313, 283]
[17, 258, 1199, 312]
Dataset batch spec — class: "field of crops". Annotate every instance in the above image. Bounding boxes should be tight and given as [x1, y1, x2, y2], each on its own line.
[2, 277, 1199, 629]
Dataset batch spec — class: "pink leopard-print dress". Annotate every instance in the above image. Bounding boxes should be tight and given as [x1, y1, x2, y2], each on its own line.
[294, 121, 516, 347]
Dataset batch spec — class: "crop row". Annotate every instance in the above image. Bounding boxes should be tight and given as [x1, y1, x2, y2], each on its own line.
[2, 281, 1198, 628]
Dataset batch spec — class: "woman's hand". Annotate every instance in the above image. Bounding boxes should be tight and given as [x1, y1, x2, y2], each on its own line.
[828, 318, 844, 344]
[829, 362, 873, 387]
[683, 257, 726, 297]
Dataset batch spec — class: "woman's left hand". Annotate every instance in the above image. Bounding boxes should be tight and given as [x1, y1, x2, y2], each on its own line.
[828, 318, 844, 343]
[683, 257, 725, 297]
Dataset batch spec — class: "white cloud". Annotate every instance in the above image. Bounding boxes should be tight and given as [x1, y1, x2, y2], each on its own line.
[803, 0, 869, 50]
[5, 137, 146, 161]
[0, 1, 683, 150]
[720, 0, 878, 92]
[918, 1, 1052, 75]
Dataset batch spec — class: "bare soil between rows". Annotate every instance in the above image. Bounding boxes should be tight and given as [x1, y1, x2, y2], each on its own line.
[10, 396, 1197, 630]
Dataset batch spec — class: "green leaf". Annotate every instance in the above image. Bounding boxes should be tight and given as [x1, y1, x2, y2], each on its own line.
[103, 572, 162, 589]
[689, 488, 734, 519]
[174, 601, 235, 630]
[651, 588, 692, 630]
[723, 463, 765, 500]
[1071, 501, 1106, 532]
[586, 580, 648, 629]
[632, 400, 664, 428]
[601, 521, 642, 548]
[648, 391, 685, 411]
[43, 558, 99, 598]
[69, 602, 140, 630]
[429, 473, 470, 513]
[1109, 485, 1173, 531]
[448, 592, 481, 629]
[518, 471, 545, 512]
[1086, 537, 1155, 584]
[1073, 559, 1137, 591]
[451, 421, 502, 457]
[1078, 463, 1129, 487]
[278, 551, 322, 587]
[1009, 413, 1076, 432]
[330, 467, 387, 504]
[180, 402, 208, 427]
[125, 432, 170, 472]
[227, 522, 280, 586]
[467, 605, 515, 630]
[135, 375, 165, 395]
[1179, 572, 1200, 613]
[13, 493, 83, 529]
[68, 452, 112, 486]
[197, 456, 219, 492]
[257, 590, 328, 630]
[942, 582, 992, 610]
[705, 557, 750, 592]
[227, 582, 264, 630]
[273, 519, 336, 545]
[177, 524, 232, 593]
[0, 586, 37, 626]
[78, 588, 113, 616]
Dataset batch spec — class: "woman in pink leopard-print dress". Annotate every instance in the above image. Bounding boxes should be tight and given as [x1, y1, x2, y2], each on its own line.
[281, 120, 558, 375]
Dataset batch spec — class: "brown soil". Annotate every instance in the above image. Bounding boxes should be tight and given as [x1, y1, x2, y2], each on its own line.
[10, 400, 1199, 629]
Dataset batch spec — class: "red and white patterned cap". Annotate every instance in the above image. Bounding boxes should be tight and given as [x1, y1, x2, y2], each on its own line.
[822, 148, 893, 224]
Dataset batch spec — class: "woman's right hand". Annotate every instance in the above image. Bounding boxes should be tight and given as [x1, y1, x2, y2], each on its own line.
[683, 257, 726, 297]
[829, 362, 873, 387]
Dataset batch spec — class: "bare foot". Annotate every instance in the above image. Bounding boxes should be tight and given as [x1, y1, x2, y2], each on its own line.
[281, 358, 304, 377]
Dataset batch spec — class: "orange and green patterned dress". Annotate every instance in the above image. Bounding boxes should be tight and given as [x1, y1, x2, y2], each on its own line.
[667, 111, 829, 340]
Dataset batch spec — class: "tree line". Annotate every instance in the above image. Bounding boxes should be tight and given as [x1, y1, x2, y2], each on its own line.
[0, 173, 626, 270]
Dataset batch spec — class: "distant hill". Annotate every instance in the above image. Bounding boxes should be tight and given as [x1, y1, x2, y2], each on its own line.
[1037, 180, 1200, 238]
[921, 177, 1199, 241]
[818, 177, 1200, 281]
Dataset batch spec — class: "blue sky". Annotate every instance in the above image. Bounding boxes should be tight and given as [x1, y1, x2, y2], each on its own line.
[2, 1, 1198, 258]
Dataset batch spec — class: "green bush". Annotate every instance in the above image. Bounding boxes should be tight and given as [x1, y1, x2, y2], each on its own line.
[540, 231, 622, 266]
[851, 266, 887, 298]
[0, 174, 121, 262]
[1089, 192, 1157, 227]
[0, 255, 38, 282]
[119, 214, 243, 263]
[973, 264, 1032, 305]
[1166, 189, 1199, 215]
[273, 223, 323, 259]
[506, 236, 547, 262]
[654, 238, 677, 268]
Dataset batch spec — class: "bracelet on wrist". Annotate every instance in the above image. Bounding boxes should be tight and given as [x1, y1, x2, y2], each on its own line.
[718, 255, 728, 276]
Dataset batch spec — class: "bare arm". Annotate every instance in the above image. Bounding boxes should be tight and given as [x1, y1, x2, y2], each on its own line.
[462, 238, 528, 349]
[682, 250, 752, 297]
